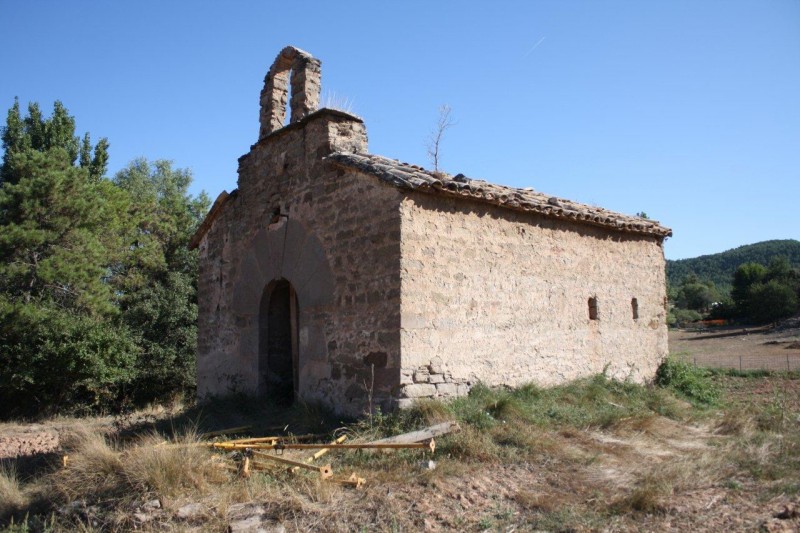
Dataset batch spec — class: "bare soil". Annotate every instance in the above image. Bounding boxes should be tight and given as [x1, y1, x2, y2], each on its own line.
[669, 323, 800, 372]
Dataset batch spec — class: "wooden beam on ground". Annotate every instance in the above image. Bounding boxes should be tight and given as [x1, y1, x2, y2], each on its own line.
[329, 473, 366, 489]
[250, 451, 333, 479]
[290, 435, 347, 473]
[368, 421, 460, 445]
[226, 434, 322, 445]
[224, 437, 278, 446]
[212, 440, 435, 453]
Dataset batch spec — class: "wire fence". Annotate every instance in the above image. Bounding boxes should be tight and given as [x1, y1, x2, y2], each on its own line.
[684, 353, 800, 373]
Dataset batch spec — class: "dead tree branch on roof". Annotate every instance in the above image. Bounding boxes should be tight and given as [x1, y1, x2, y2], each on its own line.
[426, 104, 455, 173]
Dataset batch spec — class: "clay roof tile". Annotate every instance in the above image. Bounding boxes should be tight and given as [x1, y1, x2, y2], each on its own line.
[326, 152, 672, 239]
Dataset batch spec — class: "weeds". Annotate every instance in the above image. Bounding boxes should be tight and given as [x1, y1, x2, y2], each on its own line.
[448, 373, 686, 433]
[655, 356, 720, 406]
[724, 389, 800, 487]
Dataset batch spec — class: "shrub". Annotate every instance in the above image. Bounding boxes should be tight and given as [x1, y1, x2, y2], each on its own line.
[667, 308, 703, 328]
[655, 357, 719, 406]
[0, 301, 138, 419]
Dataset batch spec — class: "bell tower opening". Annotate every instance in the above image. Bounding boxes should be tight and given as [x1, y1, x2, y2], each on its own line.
[259, 46, 321, 139]
[259, 279, 298, 404]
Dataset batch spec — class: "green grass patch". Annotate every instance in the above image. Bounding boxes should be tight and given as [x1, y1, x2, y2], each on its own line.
[709, 368, 800, 379]
[338, 372, 692, 467]
[446, 373, 686, 432]
[655, 357, 720, 406]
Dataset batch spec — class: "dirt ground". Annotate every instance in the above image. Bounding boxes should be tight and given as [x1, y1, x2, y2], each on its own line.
[669, 322, 800, 372]
[384, 428, 798, 532]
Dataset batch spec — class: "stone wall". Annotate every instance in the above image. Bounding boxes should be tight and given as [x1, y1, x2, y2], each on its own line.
[0, 426, 59, 459]
[397, 194, 669, 403]
[196, 109, 405, 416]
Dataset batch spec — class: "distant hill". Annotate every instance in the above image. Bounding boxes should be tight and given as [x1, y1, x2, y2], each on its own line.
[667, 239, 800, 293]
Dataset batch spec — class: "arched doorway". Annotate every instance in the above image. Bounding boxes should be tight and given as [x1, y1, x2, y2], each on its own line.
[259, 279, 298, 404]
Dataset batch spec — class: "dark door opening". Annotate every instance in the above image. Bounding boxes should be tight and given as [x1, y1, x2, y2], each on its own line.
[259, 279, 298, 404]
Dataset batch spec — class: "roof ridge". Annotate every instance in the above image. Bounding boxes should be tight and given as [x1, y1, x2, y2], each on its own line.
[326, 152, 672, 239]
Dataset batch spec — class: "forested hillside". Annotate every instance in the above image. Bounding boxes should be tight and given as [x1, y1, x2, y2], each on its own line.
[667, 240, 800, 293]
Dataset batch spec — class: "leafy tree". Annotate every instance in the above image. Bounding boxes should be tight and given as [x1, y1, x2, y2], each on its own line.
[731, 262, 768, 316]
[112, 159, 209, 403]
[707, 296, 736, 320]
[766, 256, 797, 284]
[0, 300, 137, 414]
[730, 257, 799, 323]
[667, 308, 703, 327]
[1, 98, 108, 184]
[747, 280, 798, 324]
[675, 276, 720, 312]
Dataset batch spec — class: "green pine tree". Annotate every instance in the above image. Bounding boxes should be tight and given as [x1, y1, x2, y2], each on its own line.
[0, 101, 134, 417]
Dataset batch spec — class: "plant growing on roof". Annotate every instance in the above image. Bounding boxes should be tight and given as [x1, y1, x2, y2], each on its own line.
[426, 104, 455, 173]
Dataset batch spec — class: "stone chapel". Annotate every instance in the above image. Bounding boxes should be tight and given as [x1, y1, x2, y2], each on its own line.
[191, 46, 672, 416]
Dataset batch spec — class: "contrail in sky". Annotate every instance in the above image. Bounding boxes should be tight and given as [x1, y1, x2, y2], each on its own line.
[523, 36, 546, 58]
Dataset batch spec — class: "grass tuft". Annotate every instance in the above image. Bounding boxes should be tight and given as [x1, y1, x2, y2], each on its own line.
[0, 463, 27, 521]
[50, 427, 229, 511]
[514, 490, 565, 512]
[124, 430, 225, 498]
[614, 481, 670, 514]
[319, 92, 355, 114]
[54, 429, 126, 502]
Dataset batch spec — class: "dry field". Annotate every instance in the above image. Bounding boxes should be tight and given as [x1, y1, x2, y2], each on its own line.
[1, 332, 799, 532]
[669, 322, 800, 372]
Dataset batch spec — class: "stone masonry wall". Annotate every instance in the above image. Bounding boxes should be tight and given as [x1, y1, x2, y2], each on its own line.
[197, 110, 405, 416]
[397, 194, 669, 405]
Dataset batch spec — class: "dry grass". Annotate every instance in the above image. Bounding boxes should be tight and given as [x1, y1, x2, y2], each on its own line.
[614, 449, 724, 514]
[2, 373, 799, 531]
[54, 429, 125, 502]
[125, 432, 228, 498]
[715, 408, 757, 436]
[44, 427, 233, 527]
[0, 463, 26, 520]
[514, 490, 568, 512]
[319, 91, 355, 114]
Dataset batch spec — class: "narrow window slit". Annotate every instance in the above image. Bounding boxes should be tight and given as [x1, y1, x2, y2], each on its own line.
[588, 297, 599, 320]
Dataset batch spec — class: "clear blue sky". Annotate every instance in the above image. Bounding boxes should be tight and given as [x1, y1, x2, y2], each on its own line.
[1, 1, 798, 259]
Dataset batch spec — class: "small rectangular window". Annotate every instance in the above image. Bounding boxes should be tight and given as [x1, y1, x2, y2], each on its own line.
[631, 298, 639, 320]
[588, 297, 598, 320]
